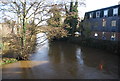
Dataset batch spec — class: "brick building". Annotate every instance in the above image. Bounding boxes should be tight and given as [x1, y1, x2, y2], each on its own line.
[83, 5, 120, 41]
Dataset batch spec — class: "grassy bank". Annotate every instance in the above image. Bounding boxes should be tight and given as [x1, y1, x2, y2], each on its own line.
[0, 58, 17, 65]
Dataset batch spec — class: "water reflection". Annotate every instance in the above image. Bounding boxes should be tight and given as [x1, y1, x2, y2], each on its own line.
[48, 42, 80, 64]
[47, 41, 118, 79]
[81, 47, 118, 75]
[76, 48, 84, 65]
[48, 42, 82, 77]
[2, 33, 118, 79]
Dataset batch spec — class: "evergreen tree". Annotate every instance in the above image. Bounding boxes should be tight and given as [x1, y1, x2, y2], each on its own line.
[70, 0, 74, 12]
[64, 0, 78, 36]
[74, 0, 78, 18]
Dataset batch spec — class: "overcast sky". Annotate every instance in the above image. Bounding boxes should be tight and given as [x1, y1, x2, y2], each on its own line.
[79, 0, 120, 17]
[49, 0, 120, 17]
[86, 0, 119, 11]
[0, 0, 120, 22]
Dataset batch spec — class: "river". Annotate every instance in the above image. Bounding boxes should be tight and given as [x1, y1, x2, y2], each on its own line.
[2, 33, 118, 79]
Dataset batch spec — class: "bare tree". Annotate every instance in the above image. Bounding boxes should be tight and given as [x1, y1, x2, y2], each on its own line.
[0, 0, 49, 60]
[0, 0, 86, 60]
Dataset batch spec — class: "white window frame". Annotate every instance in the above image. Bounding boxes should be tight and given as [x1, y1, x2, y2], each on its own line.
[96, 11, 100, 18]
[111, 33, 116, 40]
[102, 19, 106, 27]
[102, 32, 105, 35]
[111, 20, 116, 27]
[113, 8, 118, 16]
[102, 32, 106, 40]
[104, 10, 108, 17]
[89, 12, 93, 18]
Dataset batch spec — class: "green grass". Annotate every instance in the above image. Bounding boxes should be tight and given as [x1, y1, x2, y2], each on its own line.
[0, 58, 17, 65]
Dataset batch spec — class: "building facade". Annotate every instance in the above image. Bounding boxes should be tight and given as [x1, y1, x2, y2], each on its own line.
[83, 5, 120, 41]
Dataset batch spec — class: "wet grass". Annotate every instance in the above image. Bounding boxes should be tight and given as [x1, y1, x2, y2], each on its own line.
[0, 58, 17, 65]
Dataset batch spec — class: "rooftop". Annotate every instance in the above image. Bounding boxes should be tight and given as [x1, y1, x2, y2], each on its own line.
[86, 4, 120, 13]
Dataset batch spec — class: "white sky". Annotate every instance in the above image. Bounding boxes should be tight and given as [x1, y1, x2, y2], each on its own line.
[85, 0, 119, 12]
[79, 0, 120, 17]
[0, 0, 120, 22]
[51, 0, 120, 18]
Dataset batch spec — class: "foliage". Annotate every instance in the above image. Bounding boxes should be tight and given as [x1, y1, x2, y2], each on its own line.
[47, 4, 63, 27]
[46, 26, 68, 40]
[64, 0, 79, 36]
[0, 58, 17, 65]
[8, 24, 36, 60]
[0, 0, 85, 61]
[0, 43, 3, 50]
[38, 26, 68, 40]
[0, 0, 48, 60]
[46, 4, 68, 39]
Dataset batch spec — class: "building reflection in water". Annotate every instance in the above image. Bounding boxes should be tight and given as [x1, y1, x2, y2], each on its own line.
[48, 41, 118, 77]
[2, 33, 118, 79]
[81, 47, 118, 75]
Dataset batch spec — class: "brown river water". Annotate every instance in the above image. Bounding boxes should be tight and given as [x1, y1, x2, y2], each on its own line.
[2, 33, 119, 79]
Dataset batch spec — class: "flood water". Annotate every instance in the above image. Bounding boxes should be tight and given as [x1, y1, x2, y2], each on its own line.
[2, 33, 118, 79]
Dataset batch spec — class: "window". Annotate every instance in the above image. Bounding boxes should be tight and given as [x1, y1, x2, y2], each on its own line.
[102, 19, 106, 27]
[96, 11, 100, 17]
[111, 33, 116, 41]
[113, 8, 118, 16]
[104, 10, 108, 17]
[94, 33, 98, 37]
[102, 32, 106, 40]
[94, 33, 98, 39]
[111, 20, 116, 27]
[102, 32, 105, 36]
[89, 12, 93, 18]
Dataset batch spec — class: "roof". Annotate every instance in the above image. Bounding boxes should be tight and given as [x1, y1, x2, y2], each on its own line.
[86, 4, 120, 13]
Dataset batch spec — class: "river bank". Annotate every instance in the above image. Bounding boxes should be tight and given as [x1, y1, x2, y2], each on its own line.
[69, 37, 119, 54]
[1, 34, 118, 65]
[2, 36, 118, 79]
[54, 36, 119, 54]
[1, 34, 37, 65]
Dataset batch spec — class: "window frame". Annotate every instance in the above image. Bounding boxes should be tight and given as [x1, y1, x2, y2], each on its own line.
[111, 32, 116, 41]
[102, 19, 106, 27]
[96, 11, 100, 18]
[104, 10, 108, 17]
[111, 20, 117, 27]
[113, 8, 118, 16]
[89, 12, 93, 18]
